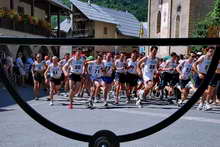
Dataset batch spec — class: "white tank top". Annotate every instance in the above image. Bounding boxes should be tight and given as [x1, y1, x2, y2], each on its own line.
[180, 60, 193, 80]
[115, 59, 126, 73]
[143, 57, 158, 74]
[166, 59, 178, 73]
[49, 63, 62, 79]
[33, 61, 45, 72]
[103, 60, 113, 77]
[197, 55, 211, 74]
[91, 62, 103, 78]
[127, 59, 137, 74]
[69, 59, 84, 74]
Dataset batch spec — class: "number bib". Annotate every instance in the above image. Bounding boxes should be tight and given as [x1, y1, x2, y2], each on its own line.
[103, 61, 113, 76]
[70, 59, 83, 74]
[144, 58, 157, 73]
[50, 64, 62, 79]
[127, 60, 137, 74]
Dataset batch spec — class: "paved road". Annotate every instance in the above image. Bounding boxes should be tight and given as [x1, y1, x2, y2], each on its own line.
[1, 86, 220, 147]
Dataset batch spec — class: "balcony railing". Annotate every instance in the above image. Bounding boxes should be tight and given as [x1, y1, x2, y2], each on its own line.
[0, 17, 52, 37]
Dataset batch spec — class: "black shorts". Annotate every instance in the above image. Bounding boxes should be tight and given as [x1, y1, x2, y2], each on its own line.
[69, 73, 81, 82]
[179, 79, 190, 89]
[209, 74, 220, 87]
[117, 72, 126, 83]
[158, 72, 179, 88]
[33, 72, 43, 83]
[60, 73, 65, 81]
[50, 77, 61, 85]
[126, 73, 138, 86]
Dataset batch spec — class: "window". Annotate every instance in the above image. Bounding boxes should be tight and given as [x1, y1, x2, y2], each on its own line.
[104, 27, 108, 35]
[17, 6, 24, 15]
[157, 11, 161, 33]
[175, 15, 180, 38]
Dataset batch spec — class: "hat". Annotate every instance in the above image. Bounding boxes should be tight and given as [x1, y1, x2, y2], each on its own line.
[86, 56, 94, 61]
[197, 52, 202, 55]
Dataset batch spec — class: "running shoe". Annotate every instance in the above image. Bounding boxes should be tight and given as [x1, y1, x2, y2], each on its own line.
[177, 100, 183, 107]
[63, 93, 69, 97]
[136, 98, 143, 108]
[203, 103, 212, 111]
[88, 100, 94, 108]
[94, 98, 98, 103]
[49, 101, 54, 106]
[197, 102, 204, 110]
[34, 97, 39, 100]
[104, 102, 108, 107]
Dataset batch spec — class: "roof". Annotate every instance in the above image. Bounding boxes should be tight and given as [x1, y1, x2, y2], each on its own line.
[55, 19, 72, 33]
[70, 0, 141, 38]
[71, 0, 117, 24]
[50, 0, 72, 12]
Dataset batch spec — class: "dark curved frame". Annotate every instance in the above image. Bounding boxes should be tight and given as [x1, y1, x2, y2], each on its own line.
[0, 37, 219, 143]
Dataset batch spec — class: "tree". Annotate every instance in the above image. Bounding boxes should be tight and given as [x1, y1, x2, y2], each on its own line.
[192, 0, 220, 51]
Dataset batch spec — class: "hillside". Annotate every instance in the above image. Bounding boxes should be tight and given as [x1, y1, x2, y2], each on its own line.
[60, 0, 147, 21]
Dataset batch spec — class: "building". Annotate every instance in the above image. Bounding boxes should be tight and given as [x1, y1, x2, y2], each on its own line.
[148, 0, 214, 57]
[0, 0, 71, 59]
[59, 0, 142, 56]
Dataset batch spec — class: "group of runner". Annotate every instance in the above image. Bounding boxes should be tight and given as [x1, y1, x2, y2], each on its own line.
[31, 46, 220, 110]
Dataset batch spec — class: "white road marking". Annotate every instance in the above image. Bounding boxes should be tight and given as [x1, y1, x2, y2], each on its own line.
[112, 109, 220, 124]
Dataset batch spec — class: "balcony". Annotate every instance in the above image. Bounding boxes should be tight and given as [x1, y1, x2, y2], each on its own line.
[72, 29, 94, 38]
[0, 17, 52, 37]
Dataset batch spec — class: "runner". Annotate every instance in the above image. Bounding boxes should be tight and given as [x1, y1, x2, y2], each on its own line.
[160, 52, 179, 98]
[63, 51, 84, 109]
[16, 52, 26, 87]
[32, 53, 46, 100]
[176, 52, 196, 106]
[137, 46, 159, 107]
[114, 53, 127, 104]
[102, 52, 115, 106]
[203, 59, 220, 109]
[85, 54, 104, 108]
[193, 47, 214, 110]
[126, 52, 139, 103]
[78, 56, 94, 97]
[44, 56, 63, 106]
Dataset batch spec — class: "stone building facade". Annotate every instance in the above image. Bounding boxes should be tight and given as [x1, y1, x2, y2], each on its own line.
[0, 0, 70, 59]
[148, 0, 214, 57]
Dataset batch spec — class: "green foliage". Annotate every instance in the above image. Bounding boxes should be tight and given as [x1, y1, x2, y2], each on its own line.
[192, 0, 220, 51]
[81, 0, 147, 21]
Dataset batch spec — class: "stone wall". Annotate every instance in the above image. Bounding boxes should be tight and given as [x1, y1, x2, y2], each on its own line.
[148, 0, 214, 57]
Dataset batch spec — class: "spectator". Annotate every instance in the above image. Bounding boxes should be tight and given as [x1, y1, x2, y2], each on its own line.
[16, 52, 26, 87]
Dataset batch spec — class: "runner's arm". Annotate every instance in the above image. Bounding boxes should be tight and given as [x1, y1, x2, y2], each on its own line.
[193, 56, 203, 73]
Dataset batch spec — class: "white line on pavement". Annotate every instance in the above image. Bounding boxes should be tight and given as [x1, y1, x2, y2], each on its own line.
[111, 109, 220, 124]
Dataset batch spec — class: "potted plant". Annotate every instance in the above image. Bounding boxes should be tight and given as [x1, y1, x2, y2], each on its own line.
[22, 15, 32, 33]
[1, 9, 13, 29]
[32, 16, 38, 25]
[14, 14, 23, 31]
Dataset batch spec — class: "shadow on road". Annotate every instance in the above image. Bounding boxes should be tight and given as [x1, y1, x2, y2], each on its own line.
[0, 86, 47, 108]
